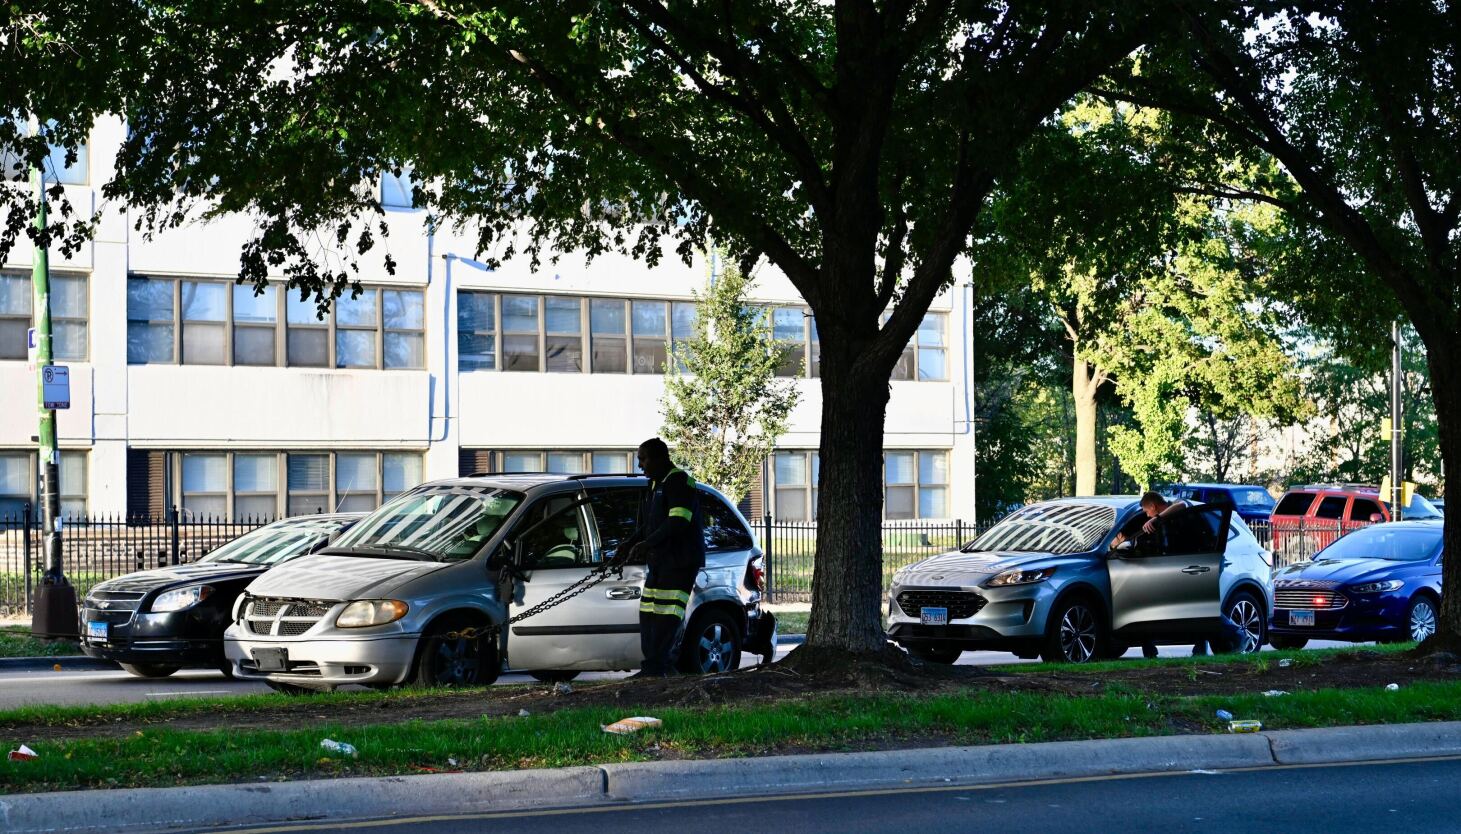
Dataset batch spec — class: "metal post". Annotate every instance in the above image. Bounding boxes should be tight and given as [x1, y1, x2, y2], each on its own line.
[762, 513, 774, 604]
[169, 504, 181, 566]
[1390, 320, 1404, 521]
[22, 502, 33, 613]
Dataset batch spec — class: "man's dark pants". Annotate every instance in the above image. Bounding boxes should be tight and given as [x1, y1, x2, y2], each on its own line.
[639, 564, 697, 675]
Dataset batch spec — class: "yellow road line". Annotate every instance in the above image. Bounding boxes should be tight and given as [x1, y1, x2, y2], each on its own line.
[218, 754, 1461, 833]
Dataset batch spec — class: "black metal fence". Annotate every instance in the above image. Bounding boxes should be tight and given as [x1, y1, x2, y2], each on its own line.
[0, 505, 268, 616]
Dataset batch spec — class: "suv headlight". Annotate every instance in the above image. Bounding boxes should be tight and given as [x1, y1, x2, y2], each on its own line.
[984, 567, 1057, 587]
[335, 599, 410, 628]
[1349, 579, 1404, 594]
[151, 585, 213, 613]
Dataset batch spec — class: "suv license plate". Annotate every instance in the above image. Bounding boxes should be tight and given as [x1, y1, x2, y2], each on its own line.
[85, 621, 108, 641]
[252, 648, 289, 672]
[920, 607, 949, 626]
[1289, 610, 1315, 627]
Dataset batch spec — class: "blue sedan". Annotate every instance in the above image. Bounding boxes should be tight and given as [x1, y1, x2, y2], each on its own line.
[1269, 520, 1443, 648]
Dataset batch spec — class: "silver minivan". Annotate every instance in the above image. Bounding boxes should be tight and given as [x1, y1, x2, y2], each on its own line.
[223, 475, 775, 692]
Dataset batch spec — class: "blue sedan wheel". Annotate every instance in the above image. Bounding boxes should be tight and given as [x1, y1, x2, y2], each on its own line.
[1409, 596, 1438, 642]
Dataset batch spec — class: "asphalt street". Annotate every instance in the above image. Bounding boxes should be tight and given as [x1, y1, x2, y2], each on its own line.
[194, 757, 1461, 834]
[0, 639, 1358, 709]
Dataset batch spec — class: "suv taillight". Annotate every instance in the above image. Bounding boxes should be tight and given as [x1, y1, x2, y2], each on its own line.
[745, 558, 766, 593]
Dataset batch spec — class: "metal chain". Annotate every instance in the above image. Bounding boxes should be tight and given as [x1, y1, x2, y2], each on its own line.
[445, 556, 629, 641]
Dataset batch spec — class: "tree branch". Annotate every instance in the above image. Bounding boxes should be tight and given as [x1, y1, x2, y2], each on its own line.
[875, 168, 909, 311]
[1173, 184, 1299, 213]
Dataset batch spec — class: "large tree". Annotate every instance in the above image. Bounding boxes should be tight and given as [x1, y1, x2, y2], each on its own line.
[1, 1, 1166, 654]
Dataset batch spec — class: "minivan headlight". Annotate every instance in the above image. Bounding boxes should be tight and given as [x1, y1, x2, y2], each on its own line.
[984, 567, 1056, 587]
[336, 599, 409, 628]
[151, 585, 212, 613]
[1349, 579, 1404, 594]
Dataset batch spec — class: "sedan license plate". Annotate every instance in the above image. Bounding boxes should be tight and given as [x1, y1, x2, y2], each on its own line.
[1289, 610, 1315, 627]
[85, 621, 108, 641]
[920, 606, 949, 626]
[252, 647, 289, 672]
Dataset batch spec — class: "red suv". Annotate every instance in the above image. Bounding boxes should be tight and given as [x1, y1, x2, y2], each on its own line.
[1269, 484, 1442, 564]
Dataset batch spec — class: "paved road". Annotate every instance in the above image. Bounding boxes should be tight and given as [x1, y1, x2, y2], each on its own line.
[193, 757, 1461, 834]
[0, 638, 1360, 709]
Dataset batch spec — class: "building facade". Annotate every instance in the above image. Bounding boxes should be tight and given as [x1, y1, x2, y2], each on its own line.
[0, 119, 978, 523]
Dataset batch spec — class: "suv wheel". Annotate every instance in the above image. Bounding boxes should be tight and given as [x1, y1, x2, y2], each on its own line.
[1408, 595, 1438, 642]
[1042, 597, 1102, 664]
[678, 609, 742, 674]
[906, 644, 962, 664]
[1220, 592, 1266, 654]
[413, 619, 501, 687]
[119, 663, 179, 678]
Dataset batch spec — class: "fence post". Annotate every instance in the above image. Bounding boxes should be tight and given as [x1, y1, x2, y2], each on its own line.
[22, 502, 33, 615]
[169, 505, 181, 566]
[955, 518, 964, 548]
[762, 514, 774, 604]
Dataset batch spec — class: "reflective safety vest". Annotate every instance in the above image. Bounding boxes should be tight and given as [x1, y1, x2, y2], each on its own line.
[640, 466, 706, 571]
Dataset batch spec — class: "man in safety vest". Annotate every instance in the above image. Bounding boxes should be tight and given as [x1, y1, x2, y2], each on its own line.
[625, 438, 705, 677]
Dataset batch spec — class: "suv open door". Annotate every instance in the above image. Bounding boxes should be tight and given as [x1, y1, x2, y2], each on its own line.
[1107, 503, 1232, 642]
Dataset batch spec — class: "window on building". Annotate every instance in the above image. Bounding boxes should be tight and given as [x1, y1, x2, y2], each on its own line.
[502, 295, 540, 372]
[128, 277, 175, 364]
[884, 450, 949, 519]
[233, 453, 279, 519]
[335, 290, 379, 369]
[918, 450, 949, 518]
[890, 311, 949, 381]
[544, 296, 583, 373]
[287, 454, 330, 516]
[546, 452, 587, 474]
[808, 315, 820, 378]
[383, 289, 425, 369]
[0, 274, 27, 361]
[181, 453, 228, 519]
[335, 452, 380, 512]
[502, 451, 543, 472]
[233, 285, 278, 366]
[457, 291, 497, 370]
[0, 453, 30, 519]
[670, 301, 697, 373]
[0, 450, 86, 519]
[632, 300, 668, 374]
[771, 307, 806, 377]
[0, 273, 88, 361]
[591, 451, 633, 474]
[180, 281, 227, 365]
[590, 298, 628, 373]
[381, 168, 415, 209]
[45, 140, 89, 186]
[383, 453, 422, 501]
[774, 451, 816, 522]
[286, 293, 330, 367]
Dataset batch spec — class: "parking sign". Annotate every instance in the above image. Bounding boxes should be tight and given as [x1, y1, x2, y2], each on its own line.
[41, 365, 70, 409]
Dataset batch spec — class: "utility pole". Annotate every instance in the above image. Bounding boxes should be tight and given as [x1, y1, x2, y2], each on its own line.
[1390, 320, 1404, 522]
[29, 156, 77, 639]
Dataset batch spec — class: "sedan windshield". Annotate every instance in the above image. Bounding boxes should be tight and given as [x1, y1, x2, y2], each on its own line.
[1318, 526, 1442, 562]
[966, 503, 1117, 555]
[330, 487, 523, 562]
[201, 518, 349, 566]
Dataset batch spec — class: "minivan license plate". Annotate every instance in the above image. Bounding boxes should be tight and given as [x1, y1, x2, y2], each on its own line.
[85, 621, 107, 640]
[1289, 610, 1315, 627]
[252, 648, 289, 672]
[921, 607, 949, 626]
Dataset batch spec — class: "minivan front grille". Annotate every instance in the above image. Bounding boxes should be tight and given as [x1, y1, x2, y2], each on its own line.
[896, 590, 987, 620]
[243, 597, 336, 637]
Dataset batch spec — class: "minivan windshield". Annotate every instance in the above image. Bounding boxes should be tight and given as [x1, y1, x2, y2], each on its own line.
[201, 517, 352, 566]
[330, 487, 523, 562]
[1232, 488, 1275, 509]
[965, 503, 1117, 555]
[1318, 526, 1442, 562]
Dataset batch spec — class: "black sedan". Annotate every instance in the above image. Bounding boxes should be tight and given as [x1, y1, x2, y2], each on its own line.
[79, 513, 361, 678]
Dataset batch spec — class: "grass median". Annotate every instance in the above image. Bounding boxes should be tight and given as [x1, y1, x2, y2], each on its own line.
[0, 625, 80, 658]
[4, 677, 1460, 794]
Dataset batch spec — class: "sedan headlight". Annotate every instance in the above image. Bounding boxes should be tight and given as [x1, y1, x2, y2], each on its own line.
[984, 567, 1057, 587]
[151, 585, 213, 613]
[335, 599, 409, 628]
[1349, 579, 1404, 594]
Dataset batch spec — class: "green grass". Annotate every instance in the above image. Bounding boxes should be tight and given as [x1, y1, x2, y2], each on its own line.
[0, 625, 80, 658]
[4, 680, 1460, 793]
[775, 610, 809, 635]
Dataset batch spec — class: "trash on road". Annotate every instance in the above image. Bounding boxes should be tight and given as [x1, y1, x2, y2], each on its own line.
[1278, 659, 1293, 668]
[554, 682, 574, 696]
[319, 739, 358, 758]
[1227, 720, 1263, 733]
[7, 744, 38, 761]
[52, 664, 62, 672]
[1214, 709, 1234, 721]
[602, 716, 662, 735]
[1386, 683, 1400, 691]
[1261, 690, 1290, 697]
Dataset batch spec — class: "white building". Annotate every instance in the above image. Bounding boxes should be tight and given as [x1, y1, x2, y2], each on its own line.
[0, 119, 977, 524]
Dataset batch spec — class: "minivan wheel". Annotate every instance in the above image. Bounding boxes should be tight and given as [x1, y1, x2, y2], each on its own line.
[906, 644, 962, 664]
[1042, 598, 1102, 664]
[529, 670, 580, 683]
[1220, 592, 1266, 654]
[414, 620, 501, 687]
[119, 663, 179, 678]
[1408, 596, 1438, 643]
[678, 609, 742, 674]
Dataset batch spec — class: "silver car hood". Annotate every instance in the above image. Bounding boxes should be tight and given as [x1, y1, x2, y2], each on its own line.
[243, 554, 453, 601]
[898, 550, 1069, 584]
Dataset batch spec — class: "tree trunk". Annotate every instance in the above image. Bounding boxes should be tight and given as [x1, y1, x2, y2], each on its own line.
[1073, 356, 1102, 496]
[805, 343, 892, 654]
[1428, 345, 1461, 648]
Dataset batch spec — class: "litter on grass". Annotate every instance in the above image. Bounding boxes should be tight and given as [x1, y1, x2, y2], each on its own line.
[1214, 709, 1234, 721]
[1278, 659, 1293, 668]
[1228, 720, 1263, 733]
[554, 682, 574, 696]
[7, 744, 37, 761]
[319, 739, 358, 758]
[602, 716, 663, 735]
[1261, 690, 1290, 697]
[1386, 683, 1401, 692]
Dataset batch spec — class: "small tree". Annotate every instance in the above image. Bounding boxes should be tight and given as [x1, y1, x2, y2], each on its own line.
[661, 261, 800, 505]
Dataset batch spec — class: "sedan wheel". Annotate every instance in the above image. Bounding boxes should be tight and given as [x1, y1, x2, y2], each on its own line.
[1225, 593, 1266, 654]
[679, 611, 742, 674]
[1043, 599, 1100, 664]
[1408, 597, 1438, 643]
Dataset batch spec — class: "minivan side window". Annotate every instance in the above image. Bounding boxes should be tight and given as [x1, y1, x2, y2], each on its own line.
[701, 490, 754, 552]
[587, 487, 644, 563]
[1274, 492, 1317, 516]
[516, 495, 590, 569]
[1315, 496, 1347, 520]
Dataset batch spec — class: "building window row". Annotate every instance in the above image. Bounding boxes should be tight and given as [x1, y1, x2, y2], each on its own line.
[127, 278, 425, 370]
[0, 450, 87, 518]
[464, 449, 638, 476]
[0, 272, 89, 361]
[891, 312, 949, 381]
[170, 450, 423, 521]
[1, 134, 89, 186]
[459, 292, 697, 374]
[772, 449, 950, 521]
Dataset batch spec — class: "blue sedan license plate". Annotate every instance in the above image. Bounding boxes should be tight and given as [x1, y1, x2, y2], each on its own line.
[920, 607, 949, 626]
[86, 621, 108, 640]
[1289, 610, 1315, 627]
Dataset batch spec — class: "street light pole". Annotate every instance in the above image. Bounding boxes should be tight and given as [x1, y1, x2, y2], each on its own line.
[1390, 320, 1404, 522]
[28, 159, 76, 640]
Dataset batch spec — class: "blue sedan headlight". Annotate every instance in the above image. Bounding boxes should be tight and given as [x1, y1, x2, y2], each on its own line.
[984, 567, 1056, 587]
[1349, 579, 1404, 594]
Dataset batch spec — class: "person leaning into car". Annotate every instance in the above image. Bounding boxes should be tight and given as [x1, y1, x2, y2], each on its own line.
[622, 438, 705, 678]
[1111, 492, 1204, 659]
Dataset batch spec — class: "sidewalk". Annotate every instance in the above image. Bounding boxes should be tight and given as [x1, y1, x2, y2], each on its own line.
[3, 721, 1458, 833]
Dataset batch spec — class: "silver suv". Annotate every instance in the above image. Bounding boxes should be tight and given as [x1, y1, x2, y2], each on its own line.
[223, 475, 775, 691]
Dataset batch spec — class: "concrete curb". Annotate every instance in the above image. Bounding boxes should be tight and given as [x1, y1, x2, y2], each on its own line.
[0, 656, 116, 672]
[3, 721, 1458, 833]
